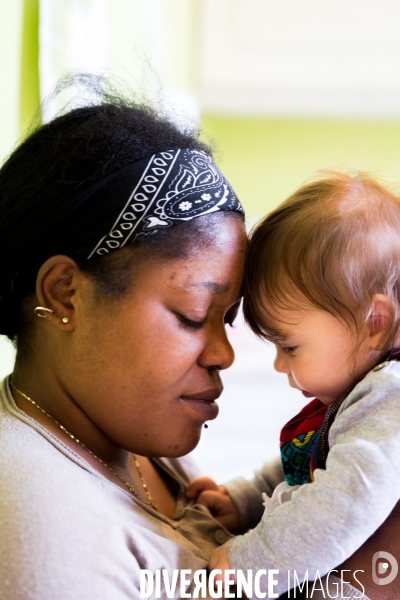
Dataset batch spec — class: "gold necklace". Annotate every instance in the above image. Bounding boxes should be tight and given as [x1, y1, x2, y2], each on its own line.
[10, 382, 158, 511]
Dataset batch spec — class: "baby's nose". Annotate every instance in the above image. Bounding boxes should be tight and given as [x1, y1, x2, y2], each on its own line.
[274, 349, 290, 375]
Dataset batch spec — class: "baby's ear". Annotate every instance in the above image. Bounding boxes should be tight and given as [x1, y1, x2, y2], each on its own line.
[368, 294, 392, 349]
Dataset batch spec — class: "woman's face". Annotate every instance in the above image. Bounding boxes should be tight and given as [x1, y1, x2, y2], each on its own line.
[63, 218, 246, 457]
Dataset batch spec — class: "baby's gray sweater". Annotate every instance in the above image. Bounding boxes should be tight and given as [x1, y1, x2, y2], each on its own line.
[225, 361, 400, 597]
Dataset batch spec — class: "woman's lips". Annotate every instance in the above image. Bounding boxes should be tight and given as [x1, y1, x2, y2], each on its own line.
[182, 389, 221, 402]
[180, 388, 221, 421]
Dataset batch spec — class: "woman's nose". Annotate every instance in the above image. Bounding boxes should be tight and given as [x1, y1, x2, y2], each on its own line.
[274, 348, 289, 374]
[199, 325, 235, 372]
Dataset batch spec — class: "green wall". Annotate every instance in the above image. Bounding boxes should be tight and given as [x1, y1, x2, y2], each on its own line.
[19, 0, 40, 136]
[0, 0, 39, 165]
[0, 1, 23, 164]
[201, 115, 400, 218]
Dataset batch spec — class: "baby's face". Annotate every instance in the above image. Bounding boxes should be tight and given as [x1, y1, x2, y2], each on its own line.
[265, 304, 376, 405]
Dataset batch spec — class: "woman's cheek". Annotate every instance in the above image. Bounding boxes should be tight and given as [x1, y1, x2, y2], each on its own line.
[172, 329, 206, 358]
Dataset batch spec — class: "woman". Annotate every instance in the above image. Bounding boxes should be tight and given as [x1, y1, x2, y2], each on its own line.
[0, 91, 398, 600]
[0, 92, 246, 599]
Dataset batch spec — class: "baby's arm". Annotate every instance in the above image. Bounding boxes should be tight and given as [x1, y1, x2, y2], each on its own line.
[187, 456, 285, 533]
[218, 364, 400, 596]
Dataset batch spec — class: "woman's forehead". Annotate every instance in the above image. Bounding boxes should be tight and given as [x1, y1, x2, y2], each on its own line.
[183, 281, 230, 295]
[164, 261, 243, 297]
[138, 242, 245, 302]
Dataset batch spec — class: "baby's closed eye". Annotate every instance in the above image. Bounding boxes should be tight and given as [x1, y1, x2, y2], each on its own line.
[280, 345, 298, 355]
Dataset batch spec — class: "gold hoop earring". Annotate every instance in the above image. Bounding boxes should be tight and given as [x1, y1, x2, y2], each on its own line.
[34, 306, 55, 318]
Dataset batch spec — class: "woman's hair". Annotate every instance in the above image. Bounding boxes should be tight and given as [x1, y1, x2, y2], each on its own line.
[244, 171, 400, 354]
[0, 83, 243, 342]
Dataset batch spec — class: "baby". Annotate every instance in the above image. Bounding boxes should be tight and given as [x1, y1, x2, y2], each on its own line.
[187, 172, 400, 598]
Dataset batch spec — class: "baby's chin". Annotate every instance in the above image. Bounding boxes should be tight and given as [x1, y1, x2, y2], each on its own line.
[317, 395, 338, 406]
[301, 389, 338, 405]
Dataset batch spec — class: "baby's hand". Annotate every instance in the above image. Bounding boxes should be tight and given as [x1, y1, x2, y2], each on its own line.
[186, 476, 219, 497]
[208, 543, 234, 587]
[187, 477, 241, 532]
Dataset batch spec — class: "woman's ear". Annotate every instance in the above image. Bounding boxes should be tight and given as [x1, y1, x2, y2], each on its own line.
[35, 255, 84, 331]
[367, 294, 392, 349]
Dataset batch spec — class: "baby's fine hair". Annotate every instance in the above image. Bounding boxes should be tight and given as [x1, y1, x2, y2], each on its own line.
[244, 171, 400, 354]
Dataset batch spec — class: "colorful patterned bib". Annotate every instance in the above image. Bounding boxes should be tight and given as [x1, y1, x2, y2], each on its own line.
[280, 350, 400, 486]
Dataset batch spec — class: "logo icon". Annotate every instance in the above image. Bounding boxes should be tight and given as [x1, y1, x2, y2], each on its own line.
[372, 551, 398, 585]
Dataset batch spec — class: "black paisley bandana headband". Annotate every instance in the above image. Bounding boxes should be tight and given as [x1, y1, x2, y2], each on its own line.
[1, 148, 243, 303]
[88, 148, 243, 259]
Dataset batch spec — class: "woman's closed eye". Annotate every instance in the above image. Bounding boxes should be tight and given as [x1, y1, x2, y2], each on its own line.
[176, 301, 240, 331]
[177, 314, 205, 330]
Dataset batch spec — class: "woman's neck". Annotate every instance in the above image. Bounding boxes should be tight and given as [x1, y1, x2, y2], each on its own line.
[10, 360, 178, 516]
[11, 358, 130, 470]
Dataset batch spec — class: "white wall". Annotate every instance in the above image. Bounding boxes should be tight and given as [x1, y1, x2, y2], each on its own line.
[199, 0, 400, 116]
[39, 0, 400, 118]
[39, 0, 200, 125]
